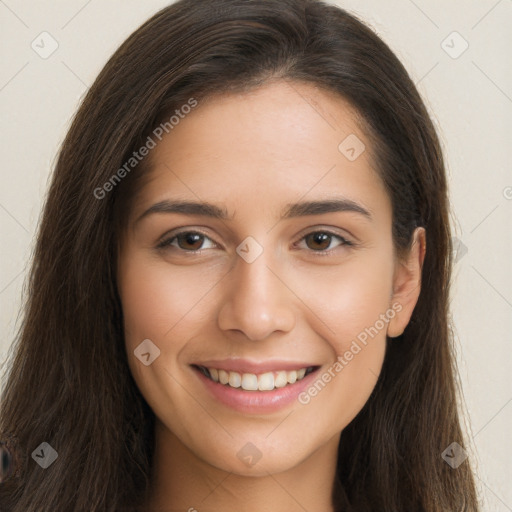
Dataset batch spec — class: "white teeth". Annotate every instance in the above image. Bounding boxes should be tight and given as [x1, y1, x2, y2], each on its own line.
[228, 372, 241, 388]
[203, 366, 312, 391]
[287, 371, 297, 384]
[241, 373, 258, 391]
[274, 371, 288, 388]
[258, 372, 274, 391]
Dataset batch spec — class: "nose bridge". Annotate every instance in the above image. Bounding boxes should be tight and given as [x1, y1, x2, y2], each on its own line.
[217, 245, 296, 340]
[237, 255, 278, 307]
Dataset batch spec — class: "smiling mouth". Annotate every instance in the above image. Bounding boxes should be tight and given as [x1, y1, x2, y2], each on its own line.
[192, 364, 319, 392]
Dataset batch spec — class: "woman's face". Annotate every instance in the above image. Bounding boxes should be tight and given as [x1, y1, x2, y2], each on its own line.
[118, 80, 424, 476]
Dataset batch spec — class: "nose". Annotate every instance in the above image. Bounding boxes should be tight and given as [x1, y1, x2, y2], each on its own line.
[217, 252, 296, 341]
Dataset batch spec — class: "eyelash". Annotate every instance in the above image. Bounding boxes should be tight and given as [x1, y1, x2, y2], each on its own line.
[156, 229, 355, 255]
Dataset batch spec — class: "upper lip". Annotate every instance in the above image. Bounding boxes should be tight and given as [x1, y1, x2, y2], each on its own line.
[192, 358, 319, 374]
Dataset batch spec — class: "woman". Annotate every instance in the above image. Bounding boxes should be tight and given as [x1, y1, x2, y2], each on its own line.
[0, 0, 479, 510]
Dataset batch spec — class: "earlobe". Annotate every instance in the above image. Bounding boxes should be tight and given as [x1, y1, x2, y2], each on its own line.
[387, 227, 426, 338]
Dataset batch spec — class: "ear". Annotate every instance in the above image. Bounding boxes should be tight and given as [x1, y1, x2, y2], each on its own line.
[386, 227, 426, 338]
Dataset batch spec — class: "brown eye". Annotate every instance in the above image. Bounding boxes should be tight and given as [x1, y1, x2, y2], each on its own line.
[175, 232, 205, 250]
[299, 231, 352, 252]
[305, 232, 333, 251]
[158, 231, 216, 252]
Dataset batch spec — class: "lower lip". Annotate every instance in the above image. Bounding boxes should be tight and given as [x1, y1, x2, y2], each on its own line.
[192, 366, 320, 414]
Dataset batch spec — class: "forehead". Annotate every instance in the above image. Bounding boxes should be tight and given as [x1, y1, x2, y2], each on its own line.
[130, 80, 390, 225]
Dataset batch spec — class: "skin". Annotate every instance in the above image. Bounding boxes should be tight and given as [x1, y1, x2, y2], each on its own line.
[117, 80, 426, 512]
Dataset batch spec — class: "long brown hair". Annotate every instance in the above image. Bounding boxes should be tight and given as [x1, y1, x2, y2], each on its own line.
[0, 0, 479, 510]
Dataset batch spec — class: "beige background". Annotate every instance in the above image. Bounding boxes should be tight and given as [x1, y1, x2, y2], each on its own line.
[1, 0, 511, 509]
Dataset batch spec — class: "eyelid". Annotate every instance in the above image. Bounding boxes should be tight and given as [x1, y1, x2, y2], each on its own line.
[156, 227, 220, 251]
[294, 225, 355, 243]
[293, 229, 355, 252]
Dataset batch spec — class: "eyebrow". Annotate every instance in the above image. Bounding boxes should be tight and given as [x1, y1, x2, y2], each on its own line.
[136, 200, 230, 223]
[135, 197, 372, 225]
[283, 198, 372, 220]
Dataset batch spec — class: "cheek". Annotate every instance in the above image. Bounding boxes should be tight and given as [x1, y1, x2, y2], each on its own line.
[118, 253, 221, 348]
[292, 249, 394, 346]
[117, 253, 221, 402]
[117, 253, 222, 423]
[291, 252, 392, 423]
